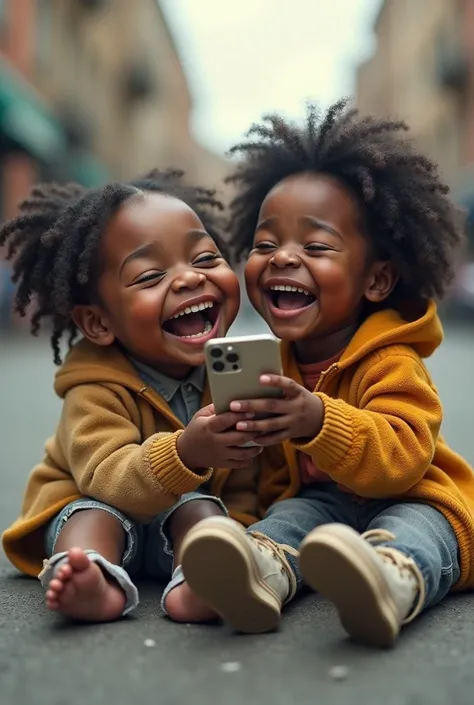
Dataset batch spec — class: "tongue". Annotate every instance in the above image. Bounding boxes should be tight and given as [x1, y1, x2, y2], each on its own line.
[276, 292, 312, 310]
[166, 311, 206, 337]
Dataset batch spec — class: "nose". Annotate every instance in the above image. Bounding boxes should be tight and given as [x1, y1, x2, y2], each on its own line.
[269, 248, 301, 269]
[171, 267, 206, 292]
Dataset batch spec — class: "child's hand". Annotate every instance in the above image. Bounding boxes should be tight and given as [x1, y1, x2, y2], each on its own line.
[177, 404, 262, 470]
[230, 375, 324, 446]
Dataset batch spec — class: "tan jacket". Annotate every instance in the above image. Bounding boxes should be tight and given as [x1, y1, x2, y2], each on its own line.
[3, 340, 289, 576]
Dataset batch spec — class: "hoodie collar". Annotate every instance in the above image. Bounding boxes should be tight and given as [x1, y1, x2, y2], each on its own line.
[281, 299, 443, 372]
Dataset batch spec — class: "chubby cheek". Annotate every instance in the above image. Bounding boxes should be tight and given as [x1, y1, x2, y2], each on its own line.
[125, 288, 165, 324]
[244, 258, 265, 310]
[315, 260, 358, 296]
[219, 270, 241, 327]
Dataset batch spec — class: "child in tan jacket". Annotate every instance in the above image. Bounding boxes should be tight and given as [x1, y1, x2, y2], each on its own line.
[1, 169, 269, 623]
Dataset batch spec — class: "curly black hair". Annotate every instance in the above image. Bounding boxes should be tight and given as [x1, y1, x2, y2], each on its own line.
[227, 98, 465, 305]
[0, 168, 227, 364]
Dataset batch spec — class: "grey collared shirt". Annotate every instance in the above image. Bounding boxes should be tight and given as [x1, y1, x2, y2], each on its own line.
[130, 358, 206, 426]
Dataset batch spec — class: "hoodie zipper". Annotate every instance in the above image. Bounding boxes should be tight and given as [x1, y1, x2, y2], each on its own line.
[315, 363, 339, 393]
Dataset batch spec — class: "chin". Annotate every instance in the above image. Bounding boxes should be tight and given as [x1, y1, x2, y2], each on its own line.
[269, 322, 312, 342]
[176, 348, 206, 366]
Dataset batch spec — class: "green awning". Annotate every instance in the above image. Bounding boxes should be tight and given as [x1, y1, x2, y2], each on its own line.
[69, 152, 109, 187]
[0, 61, 66, 162]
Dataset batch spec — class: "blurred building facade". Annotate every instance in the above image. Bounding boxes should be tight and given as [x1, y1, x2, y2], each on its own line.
[0, 0, 227, 225]
[356, 0, 474, 225]
[0, 0, 229, 328]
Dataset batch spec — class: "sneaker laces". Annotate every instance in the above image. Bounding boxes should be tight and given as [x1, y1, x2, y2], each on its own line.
[361, 528, 426, 624]
[249, 531, 298, 602]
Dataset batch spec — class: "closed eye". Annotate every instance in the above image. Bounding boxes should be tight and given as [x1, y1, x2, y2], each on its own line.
[304, 243, 333, 253]
[193, 252, 221, 265]
[134, 271, 165, 285]
[253, 241, 277, 252]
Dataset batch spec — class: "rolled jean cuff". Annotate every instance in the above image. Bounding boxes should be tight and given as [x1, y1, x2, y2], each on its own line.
[38, 549, 139, 616]
[45, 498, 138, 568]
[158, 492, 228, 558]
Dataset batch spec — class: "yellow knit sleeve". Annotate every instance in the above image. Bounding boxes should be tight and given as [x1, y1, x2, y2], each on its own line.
[292, 353, 442, 497]
[59, 384, 212, 522]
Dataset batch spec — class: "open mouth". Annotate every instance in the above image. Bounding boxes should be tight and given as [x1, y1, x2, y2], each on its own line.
[266, 284, 316, 314]
[162, 300, 220, 341]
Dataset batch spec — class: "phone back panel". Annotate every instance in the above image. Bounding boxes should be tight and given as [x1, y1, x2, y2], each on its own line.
[204, 334, 282, 415]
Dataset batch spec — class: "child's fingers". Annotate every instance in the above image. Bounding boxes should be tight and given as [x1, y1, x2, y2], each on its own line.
[207, 411, 254, 432]
[220, 430, 262, 446]
[259, 374, 301, 399]
[194, 403, 215, 418]
[249, 429, 292, 446]
[230, 397, 288, 415]
[236, 415, 291, 435]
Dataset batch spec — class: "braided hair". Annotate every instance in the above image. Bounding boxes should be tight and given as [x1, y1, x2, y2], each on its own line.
[0, 169, 226, 363]
[227, 98, 465, 305]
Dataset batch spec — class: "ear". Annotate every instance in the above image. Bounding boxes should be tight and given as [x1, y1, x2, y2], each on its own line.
[364, 261, 399, 304]
[72, 305, 115, 347]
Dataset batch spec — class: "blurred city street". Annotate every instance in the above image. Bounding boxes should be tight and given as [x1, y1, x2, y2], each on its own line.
[2, 314, 474, 705]
[1, 1, 474, 703]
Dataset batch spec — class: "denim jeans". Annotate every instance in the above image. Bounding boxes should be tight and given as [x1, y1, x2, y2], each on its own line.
[248, 483, 460, 611]
[44, 490, 227, 579]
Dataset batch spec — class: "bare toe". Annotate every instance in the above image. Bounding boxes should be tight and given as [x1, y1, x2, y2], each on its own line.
[48, 578, 65, 593]
[56, 564, 73, 581]
[67, 547, 93, 572]
[46, 548, 127, 623]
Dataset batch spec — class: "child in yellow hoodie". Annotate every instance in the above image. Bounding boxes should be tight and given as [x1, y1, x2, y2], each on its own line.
[180, 100, 474, 647]
[0, 168, 269, 624]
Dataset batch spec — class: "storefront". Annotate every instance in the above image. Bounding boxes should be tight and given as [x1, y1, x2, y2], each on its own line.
[0, 59, 108, 327]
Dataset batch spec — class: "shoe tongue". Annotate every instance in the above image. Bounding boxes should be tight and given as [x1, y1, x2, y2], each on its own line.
[276, 291, 310, 310]
[166, 311, 206, 336]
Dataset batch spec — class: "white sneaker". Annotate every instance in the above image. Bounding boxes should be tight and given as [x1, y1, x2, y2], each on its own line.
[299, 523, 426, 648]
[181, 516, 298, 633]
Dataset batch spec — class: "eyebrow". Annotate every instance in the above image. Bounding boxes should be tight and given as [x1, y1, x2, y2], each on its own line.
[186, 229, 211, 244]
[119, 230, 211, 274]
[119, 243, 158, 274]
[256, 215, 343, 240]
[255, 216, 278, 232]
[301, 216, 343, 240]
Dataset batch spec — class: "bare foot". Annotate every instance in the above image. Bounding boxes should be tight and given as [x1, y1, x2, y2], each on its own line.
[45, 548, 127, 622]
[164, 581, 219, 623]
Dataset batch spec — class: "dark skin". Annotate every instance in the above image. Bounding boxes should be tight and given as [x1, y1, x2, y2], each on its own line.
[47, 192, 257, 623]
[230, 173, 397, 445]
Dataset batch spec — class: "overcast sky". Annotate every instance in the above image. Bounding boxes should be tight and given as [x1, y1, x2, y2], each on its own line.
[161, 0, 382, 154]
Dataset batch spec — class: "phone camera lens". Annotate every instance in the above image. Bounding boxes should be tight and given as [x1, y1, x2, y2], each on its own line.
[226, 352, 239, 363]
[212, 361, 225, 372]
[210, 348, 223, 358]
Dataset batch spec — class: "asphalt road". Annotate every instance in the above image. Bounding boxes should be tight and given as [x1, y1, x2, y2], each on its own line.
[1, 314, 474, 705]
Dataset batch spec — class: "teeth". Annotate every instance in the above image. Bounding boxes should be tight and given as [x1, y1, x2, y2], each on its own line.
[269, 284, 312, 296]
[169, 301, 214, 320]
[181, 320, 213, 339]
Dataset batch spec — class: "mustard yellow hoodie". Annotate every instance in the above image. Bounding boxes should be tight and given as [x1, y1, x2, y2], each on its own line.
[271, 300, 474, 590]
[2, 342, 289, 577]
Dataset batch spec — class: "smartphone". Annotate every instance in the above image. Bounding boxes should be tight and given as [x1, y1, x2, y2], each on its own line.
[204, 334, 283, 446]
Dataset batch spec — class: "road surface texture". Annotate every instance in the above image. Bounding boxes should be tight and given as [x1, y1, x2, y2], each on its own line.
[1, 313, 474, 705]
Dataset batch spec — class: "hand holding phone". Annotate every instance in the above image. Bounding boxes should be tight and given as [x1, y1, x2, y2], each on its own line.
[204, 334, 283, 447]
[230, 373, 325, 446]
[177, 404, 263, 470]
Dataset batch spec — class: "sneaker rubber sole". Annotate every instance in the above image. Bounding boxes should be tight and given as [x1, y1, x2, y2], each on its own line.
[181, 517, 281, 634]
[299, 523, 399, 648]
